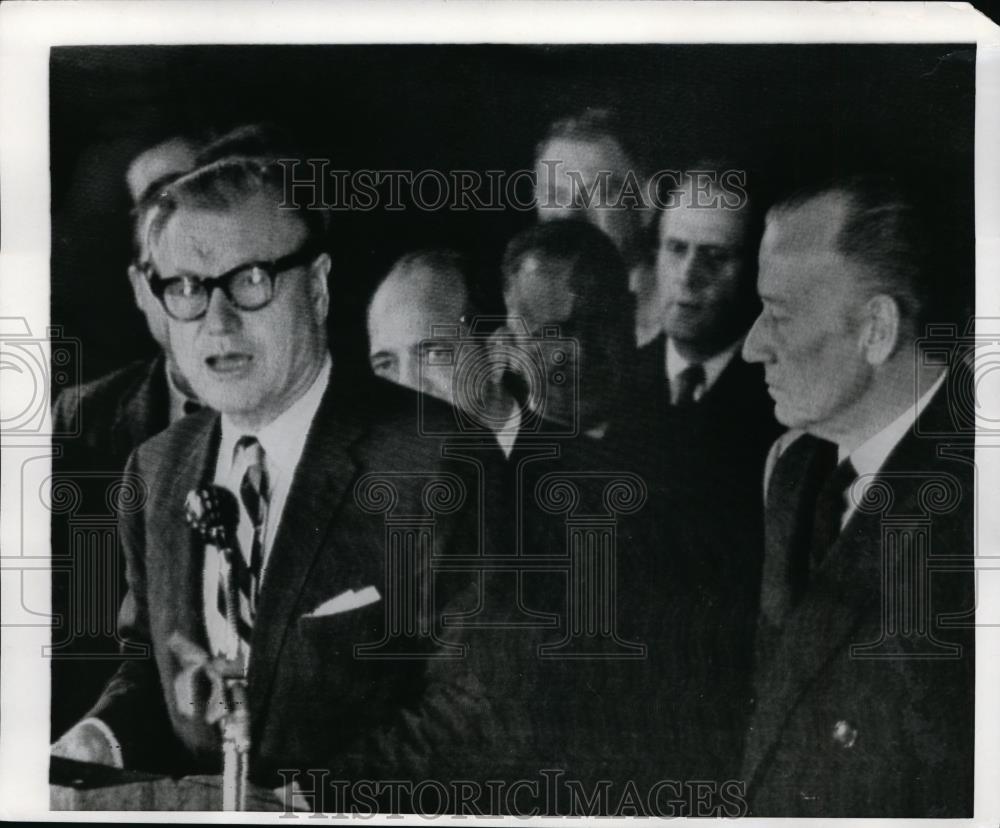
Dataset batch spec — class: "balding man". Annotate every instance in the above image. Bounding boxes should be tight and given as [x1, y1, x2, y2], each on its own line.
[741, 176, 973, 817]
[367, 249, 517, 452]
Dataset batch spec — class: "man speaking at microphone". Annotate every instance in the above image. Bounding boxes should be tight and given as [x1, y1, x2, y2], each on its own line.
[52, 157, 504, 801]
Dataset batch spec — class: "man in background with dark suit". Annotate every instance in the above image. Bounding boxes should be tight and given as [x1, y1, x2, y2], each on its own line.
[53, 135, 203, 473]
[484, 219, 741, 807]
[50, 135, 203, 738]
[741, 175, 974, 816]
[639, 168, 782, 773]
[51, 157, 503, 803]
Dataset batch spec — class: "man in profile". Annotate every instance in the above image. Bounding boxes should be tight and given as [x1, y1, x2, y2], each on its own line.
[741, 175, 973, 816]
[52, 157, 503, 802]
[533, 109, 662, 348]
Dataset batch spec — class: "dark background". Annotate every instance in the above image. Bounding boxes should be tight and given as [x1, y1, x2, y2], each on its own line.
[50, 44, 976, 383]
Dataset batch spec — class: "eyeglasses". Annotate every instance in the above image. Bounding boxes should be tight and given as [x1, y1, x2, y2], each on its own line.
[142, 243, 320, 322]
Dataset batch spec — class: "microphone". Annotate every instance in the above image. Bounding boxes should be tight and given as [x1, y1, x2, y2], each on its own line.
[185, 486, 243, 645]
[185, 485, 240, 554]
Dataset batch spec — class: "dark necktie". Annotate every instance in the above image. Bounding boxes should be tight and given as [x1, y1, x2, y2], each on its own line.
[760, 435, 852, 627]
[673, 363, 705, 406]
[217, 436, 270, 646]
[810, 454, 858, 565]
[183, 399, 203, 416]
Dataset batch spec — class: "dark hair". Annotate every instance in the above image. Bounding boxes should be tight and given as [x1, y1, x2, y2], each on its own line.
[501, 218, 633, 327]
[145, 156, 328, 254]
[771, 174, 938, 329]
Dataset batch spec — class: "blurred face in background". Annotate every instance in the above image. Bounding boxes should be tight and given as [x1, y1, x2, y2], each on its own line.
[534, 135, 659, 345]
[657, 184, 754, 359]
[502, 251, 630, 432]
[126, 137, 201, 393]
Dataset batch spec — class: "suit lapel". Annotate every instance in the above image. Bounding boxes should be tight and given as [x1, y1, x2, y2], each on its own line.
[743, 385, 950, 785]
[742, 506, 883, 784]
[156, 413, 220, 650]
[246, 378, 368, 727]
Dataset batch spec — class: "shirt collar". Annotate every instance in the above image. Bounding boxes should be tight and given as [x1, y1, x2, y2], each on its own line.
[844, 370, 947, 475]
[665, 337, 741, 392]
[218, 355, 332, 477]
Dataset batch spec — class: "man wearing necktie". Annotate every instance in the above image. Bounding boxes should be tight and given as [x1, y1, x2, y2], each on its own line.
[52, 155, 504, 804]
[636, 167, 782, 778]
[740, 175, 974, 817]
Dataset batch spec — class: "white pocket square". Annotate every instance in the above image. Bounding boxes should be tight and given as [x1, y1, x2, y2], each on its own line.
[304, 586, 381, 618]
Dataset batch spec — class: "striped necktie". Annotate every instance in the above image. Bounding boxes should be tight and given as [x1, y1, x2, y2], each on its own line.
[217, 436, 270, 647]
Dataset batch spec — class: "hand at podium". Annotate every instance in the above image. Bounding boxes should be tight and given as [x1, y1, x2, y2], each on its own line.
[52, 719, 123, 769]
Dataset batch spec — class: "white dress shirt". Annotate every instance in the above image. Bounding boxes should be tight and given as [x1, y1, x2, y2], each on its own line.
[494, 403, 523, 459]
[838, 370, 946, 526]
[664, 337, 742, 404]
[202, 356, 332, 658]
[763, 371, 947, 527]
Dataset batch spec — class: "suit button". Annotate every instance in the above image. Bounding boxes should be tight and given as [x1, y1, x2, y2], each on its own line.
[832, 719, 858, 748]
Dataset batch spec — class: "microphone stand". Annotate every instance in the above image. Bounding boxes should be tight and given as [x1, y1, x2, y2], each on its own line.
[185, 487, 251, 812]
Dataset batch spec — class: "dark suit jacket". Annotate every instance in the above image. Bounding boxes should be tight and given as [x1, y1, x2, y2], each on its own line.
[87, 372, 509, 793]
[743, 383, 975, 817]
[633, 335, 783, 779]
[53, 356, 170, 473]
[50, 357, 171, 737]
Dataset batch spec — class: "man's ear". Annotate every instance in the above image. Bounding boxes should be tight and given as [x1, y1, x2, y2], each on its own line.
[309, 252, 332, 324]
[860, 293, 901, 367]
[128, 264, 151, 314]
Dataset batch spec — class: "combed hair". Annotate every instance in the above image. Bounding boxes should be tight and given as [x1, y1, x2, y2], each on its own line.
[771, 174, 937, 328]
[145, 156, 327, 252]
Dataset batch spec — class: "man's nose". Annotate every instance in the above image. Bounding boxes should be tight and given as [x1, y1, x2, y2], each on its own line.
[676, 252, 704, 290]
[203, 286, 242, 334]
[742, 314, 771, 364]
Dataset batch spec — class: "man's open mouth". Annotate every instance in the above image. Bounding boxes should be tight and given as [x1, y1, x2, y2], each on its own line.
[206, 353, 253, 373]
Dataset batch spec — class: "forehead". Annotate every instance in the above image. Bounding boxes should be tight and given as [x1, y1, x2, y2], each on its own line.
[758, 193, 857, 296]
[152, 192, 307, 275]
[659, 199, 751, 248]
[536, 136, 630, 178]
[368, 268, 467, 348]
[504, 253, 576, 325]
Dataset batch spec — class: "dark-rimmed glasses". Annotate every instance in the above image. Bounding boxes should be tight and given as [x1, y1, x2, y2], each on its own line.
[141, 243, 321, 322]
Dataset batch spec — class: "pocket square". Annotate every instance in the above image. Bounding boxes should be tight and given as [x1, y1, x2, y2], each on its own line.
[305, 586, 381, 618]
